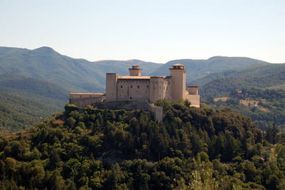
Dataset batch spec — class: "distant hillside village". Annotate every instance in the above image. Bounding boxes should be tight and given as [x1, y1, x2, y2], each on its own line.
[69, 64, 200, 108]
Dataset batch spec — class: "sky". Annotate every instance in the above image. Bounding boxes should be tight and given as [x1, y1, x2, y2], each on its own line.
[0, 0, 284, 63]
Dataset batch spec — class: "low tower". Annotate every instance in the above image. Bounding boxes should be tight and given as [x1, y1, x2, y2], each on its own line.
[150, 76, 166, 103]
[106, 73, 118, 101]
[170, 64, 186, 100]
[129, 65, 142, 76]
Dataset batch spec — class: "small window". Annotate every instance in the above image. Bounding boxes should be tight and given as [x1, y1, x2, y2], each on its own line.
[137, 85, 140, 88]
[130, 85, 133, 88]
[130, 96, 132, 99]
[121, 85, 123, 88]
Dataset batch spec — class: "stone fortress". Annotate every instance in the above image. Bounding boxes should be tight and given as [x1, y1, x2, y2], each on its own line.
[69, 64, 200, 110]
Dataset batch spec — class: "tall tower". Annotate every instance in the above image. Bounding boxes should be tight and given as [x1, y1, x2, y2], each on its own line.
[170, 64, 186, 100]
[129, 65, 142, 76]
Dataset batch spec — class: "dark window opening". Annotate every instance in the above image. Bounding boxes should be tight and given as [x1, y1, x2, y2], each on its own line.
[130, 96, 132, 99]
[137, 85, 140, 88]
[121, 85, 123, 88]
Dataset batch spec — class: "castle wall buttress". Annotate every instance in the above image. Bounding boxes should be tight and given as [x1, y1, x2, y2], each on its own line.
[149, 77, 167, 103]
[106, 73, 117, 101]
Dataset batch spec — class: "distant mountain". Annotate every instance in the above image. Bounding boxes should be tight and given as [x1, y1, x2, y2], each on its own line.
[0, 46, 278, 130]
[0, 47, 161, 92]
[0, 46, 161, 129]
[198, 63, 285, 98]
[93, 59, 162, 76]
[152, 56, 269, 82]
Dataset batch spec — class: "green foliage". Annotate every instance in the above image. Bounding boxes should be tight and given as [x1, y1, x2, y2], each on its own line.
[0, 88, 64, 131]
[198, 63, 285, 128]
[0, 104, 284, 189]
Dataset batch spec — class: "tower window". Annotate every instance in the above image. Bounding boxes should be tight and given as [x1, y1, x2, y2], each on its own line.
[137, 85, 140, 88]
[121, 85, 123, 88]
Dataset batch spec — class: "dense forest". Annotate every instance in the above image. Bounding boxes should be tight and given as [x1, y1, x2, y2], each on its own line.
[1, 101, 285, 189]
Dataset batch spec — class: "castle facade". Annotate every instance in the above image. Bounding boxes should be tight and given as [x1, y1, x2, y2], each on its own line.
[106, 64, 200, 107]
[70, 64, 200, 108]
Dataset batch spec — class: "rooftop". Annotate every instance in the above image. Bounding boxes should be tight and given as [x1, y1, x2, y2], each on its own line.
[118, 76, 151, 80]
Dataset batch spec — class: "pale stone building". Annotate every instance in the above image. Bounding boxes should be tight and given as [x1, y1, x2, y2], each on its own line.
[105, 64, 200, 107]
[70, 64, 200, 108]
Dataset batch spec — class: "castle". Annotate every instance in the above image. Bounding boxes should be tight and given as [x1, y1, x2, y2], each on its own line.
[69, 64, 200, 108]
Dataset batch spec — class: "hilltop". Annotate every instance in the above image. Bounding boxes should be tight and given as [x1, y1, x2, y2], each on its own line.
[0, 46, 274, 130]
[0, 102, 285, 189]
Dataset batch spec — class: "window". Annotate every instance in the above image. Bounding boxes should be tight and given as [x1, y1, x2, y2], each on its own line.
[130, 96, 132, 99]
[137, 85, 140, 89]
[121, 85, 123, 88]
[130, 85, 133, 88]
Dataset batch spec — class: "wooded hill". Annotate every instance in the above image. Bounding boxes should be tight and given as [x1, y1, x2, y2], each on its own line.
[197, 64, 285, 128]
[0, 102, 285, 189]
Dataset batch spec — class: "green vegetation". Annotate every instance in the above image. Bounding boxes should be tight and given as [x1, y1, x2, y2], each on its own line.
[203, 88, 285, 129]
[0, 76, 66, 131]
[0, 89, 64, 131]
[1, 103, 285, 189]
[198, 63, 285, 128]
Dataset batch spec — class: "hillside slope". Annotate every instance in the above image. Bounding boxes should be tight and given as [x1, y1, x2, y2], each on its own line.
[0, 77, 66, 130]
[0, 103, 284, 189]
[197, 63, 285, 128]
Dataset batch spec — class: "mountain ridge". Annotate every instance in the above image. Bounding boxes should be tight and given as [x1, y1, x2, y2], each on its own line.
[0, 46, 280, 130]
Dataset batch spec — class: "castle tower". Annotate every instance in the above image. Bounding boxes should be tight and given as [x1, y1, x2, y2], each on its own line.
[106, 73, 118, 101]
[129, 65, 142, 76]
[150, 76, 166, 103]
[170, 64, 186, 100]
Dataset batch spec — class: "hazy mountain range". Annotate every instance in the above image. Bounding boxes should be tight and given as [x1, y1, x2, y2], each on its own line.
[0, 46, 284, 130]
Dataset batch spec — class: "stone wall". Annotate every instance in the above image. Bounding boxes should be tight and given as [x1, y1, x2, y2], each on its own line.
[117, 79, 150, 101]
[69, 93, 105, 107]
